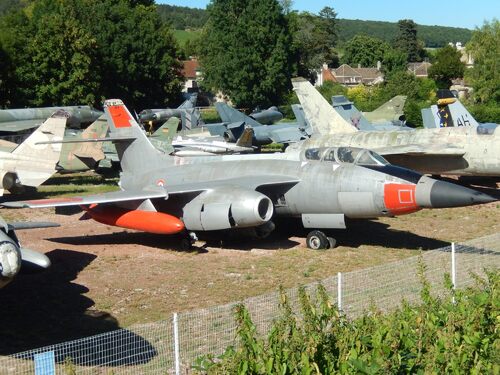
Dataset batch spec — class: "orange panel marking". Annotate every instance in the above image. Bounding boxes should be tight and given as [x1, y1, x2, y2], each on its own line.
[384, 183, 420, 216]
[108, 105, 132, 128]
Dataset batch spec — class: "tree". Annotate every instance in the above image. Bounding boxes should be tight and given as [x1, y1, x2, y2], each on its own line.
[393, 19, 424, 62]
[465, 19, 500, 104]
[290, 7, 339, 79]
[428, 45, 465, 89]
[381, 48, 408, 77]
[199, 0, 293, 108]
[342, 35, 390, 67]
[0, 43, 11, 107]
[26, 11, 100, 106]
[0, 0, 183, 108]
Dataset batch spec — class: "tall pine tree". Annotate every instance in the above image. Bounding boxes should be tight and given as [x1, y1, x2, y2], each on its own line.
[199, 0, 293, 108]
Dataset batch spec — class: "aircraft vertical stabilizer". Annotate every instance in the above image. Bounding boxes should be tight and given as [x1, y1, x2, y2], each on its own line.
[291, 78, 357, 135]
[9, 110, 67, 187]
[104, 99, 163, 174]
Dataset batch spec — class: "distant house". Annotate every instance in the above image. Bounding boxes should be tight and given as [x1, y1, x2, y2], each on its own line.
[181, 58, 201, 93]
[316, 63, 383, 87]
[450, 42, 474, 68]
[407, 61, 432, 78]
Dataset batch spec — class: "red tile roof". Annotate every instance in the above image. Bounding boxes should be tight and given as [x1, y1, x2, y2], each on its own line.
[182, 59, 199, 79]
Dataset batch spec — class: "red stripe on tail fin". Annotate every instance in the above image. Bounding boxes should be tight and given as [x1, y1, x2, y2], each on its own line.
[108, 105, 132, 128]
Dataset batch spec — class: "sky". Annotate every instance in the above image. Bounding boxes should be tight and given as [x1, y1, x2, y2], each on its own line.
[157, 0, 499, 29]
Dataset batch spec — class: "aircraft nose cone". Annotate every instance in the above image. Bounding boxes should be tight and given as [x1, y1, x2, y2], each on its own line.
[416, 175, 497, 208]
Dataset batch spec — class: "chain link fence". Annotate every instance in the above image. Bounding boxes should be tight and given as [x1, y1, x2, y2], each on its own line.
[1, 233, 499, 374]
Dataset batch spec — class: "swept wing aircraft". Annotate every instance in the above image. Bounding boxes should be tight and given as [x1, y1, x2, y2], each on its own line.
[291, 78, 500, 177]
[3, 100, 495, 249]
[0, 111, 67, 195]
[208, 102, 312, 146]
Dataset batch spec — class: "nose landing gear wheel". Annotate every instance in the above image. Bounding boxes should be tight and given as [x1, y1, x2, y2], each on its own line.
[306, 230, 331, 250]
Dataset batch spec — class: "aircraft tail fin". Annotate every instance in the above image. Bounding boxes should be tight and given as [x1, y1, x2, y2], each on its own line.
[331, 95, 374, 130]
[65, 114, 108, 163]
[152, 117, 179, 143]
[235, 126, 254, 148]
[10, 110, 67, 187]
[423, 90, 479, 128]
[291, 104, 307, 127]
[215, 103, 262, 127]
[104, 99, 163, 174]
[291, 78, 357, 135]
[181, 107, 204, 130]
[368, 95, 407, 122]
[178, 93, 198, 109]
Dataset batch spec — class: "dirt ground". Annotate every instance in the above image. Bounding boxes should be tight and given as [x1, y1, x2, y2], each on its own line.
[0, 199, 499, 354]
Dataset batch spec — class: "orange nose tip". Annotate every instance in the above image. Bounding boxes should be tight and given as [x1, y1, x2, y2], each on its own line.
[383, 183, 420, 215]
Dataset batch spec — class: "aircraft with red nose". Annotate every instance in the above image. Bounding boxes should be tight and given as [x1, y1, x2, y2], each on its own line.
[3, 100, 495, 249]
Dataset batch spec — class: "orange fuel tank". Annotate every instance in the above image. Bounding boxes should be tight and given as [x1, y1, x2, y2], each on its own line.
[85, 205, 185, 235]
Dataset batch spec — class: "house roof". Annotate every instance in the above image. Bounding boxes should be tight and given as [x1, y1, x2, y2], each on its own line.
[331, 64, 382, 85]
[182, 59, 199, 79]
[322, 66, 337, 82]
[407, 61, 432, 76]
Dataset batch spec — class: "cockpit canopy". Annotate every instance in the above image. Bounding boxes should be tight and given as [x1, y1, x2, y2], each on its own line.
[303, 147, 389, 166]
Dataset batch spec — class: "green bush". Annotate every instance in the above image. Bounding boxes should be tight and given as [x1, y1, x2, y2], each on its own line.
[195, 267, 499, 374]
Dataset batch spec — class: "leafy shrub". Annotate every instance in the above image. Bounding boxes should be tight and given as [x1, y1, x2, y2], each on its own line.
[195, 268, 499, 374]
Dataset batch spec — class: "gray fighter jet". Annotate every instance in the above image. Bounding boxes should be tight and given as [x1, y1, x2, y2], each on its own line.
[207, 102, 312, 146]
[0, 105, 102, 139]
[292, 78, 500, 177]
[0, 216, 53, 288]
[137, 94, 202, 131]
[3, 100, 494, 249]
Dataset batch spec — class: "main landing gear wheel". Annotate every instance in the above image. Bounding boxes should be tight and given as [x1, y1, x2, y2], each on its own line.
[179, 231, 197, 251]
[306, 230, 336, 250]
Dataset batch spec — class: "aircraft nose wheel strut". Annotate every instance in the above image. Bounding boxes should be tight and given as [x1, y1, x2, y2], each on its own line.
[306, 230, 336, 250]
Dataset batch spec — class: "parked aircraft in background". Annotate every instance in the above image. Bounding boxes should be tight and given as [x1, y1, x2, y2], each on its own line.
[292, 78, 500, 177]
[421, 89, 498, 132]
[249, 106, 283, 124]
[363, 95, 407, 125]
[137, 94, 202, 131]
[149, 118, 255, 156]
[331, 95, 410, 131]
[0, 105, 102, 138]
[0, 110, 67, 195]
[0, 115, 108, 173]
[4, 100, 495, 250]
[209, 102, 312, 146]
[0, 216, 54, 289]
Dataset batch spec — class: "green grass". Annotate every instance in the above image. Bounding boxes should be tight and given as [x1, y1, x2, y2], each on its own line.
[173, 29, 201, 45]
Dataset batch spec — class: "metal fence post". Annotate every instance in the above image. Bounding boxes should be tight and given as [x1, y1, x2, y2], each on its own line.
[173, 313, 180, 375]
[451, 243, 456, 303]
[337, 272, 342, 312]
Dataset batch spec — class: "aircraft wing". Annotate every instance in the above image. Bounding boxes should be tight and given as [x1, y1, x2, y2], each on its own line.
[0, 119, 41, 132]
[2, 187, 168, 208]
[374, 144, 466, 156]
[166, 175, 300, 195]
